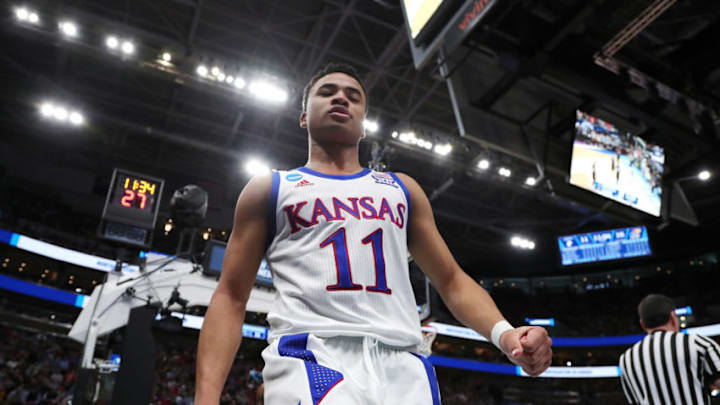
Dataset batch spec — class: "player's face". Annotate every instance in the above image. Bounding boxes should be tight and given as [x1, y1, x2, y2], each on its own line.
[300, 73, 366, 145]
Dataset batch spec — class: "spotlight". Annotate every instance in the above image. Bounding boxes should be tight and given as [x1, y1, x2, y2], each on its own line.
[511, 235, 535, 250]
[196, 65, 208, 77]
[477, 159, 490, 170]
[217, 72, 226, 82]
[68, 111, 84, 126]
[161, 52, 172, 62]
[233, 77, 246, 89]
[226, 75, 234, 84]
[28, 12, 39, 24]
[106, 36, 119, 49]
[164, 222, 173, 232]
[40, 102, 54, 117]
[526, 177, 537, 186]
[121, 41, 135, 54]
[211, 66, 220, 76]
[202, 232, 210, 240]
[58, 21, 78, 37]
[244, 159, 270, 176]
[249, 80, 288, 103]
[433, 143, 452, 156]
[15, 7, 29, 21]
[364, 119, 379, 133]
[499, 167, 511, 177]
[53, 107, 68, 121]
[425, 142, 433, 150]
[698, 170, 711, 181]
[391, 131, 398, 138]
[566, 361, 572, 367]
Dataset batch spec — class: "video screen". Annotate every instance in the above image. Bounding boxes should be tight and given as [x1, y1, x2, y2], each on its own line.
[570, 111, 664, 216]
[402, 0, 445, 39]
[558, 226, 652, 266]
[203, 240, 273, 286]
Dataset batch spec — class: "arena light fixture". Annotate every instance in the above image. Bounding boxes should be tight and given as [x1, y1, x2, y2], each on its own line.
[249, 80, 288, 103]
[105, 36, 119, 49]
[211, 66, 221, 76]
[38, 102, 85, 126]
[15, 7, 29, 21]
[58, 21, 78, 37]
[511, 236, 535, 250]
[16, 8, 40, 25]
[226, 75, 235, 84]
[244, 158, 270, 176]
[391, 131, 398, 138]
[53, 106, 68, 121]
[40, 102, 54, 117]
[363, 119, 379, 133]
[698, 170, 711, 181]
[161, 52, 172, 62]
[498, 167, 511, 177]
[233, 77, 246, 89]
[525, 177, 537, 186]
[477, 159, 490, 170]
[121, 40, 135, 55]
[196, 65, 208, 77]
[68, 111, 85, 126]
[433, 143, 452, 156]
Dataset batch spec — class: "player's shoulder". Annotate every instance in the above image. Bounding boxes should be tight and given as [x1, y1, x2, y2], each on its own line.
[236, 172, 274, 209]
[390, 172, 420, 189]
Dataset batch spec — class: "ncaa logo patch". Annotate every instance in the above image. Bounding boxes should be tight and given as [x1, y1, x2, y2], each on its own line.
[286, 173, 303, 182]
[371, 173, 398, 188]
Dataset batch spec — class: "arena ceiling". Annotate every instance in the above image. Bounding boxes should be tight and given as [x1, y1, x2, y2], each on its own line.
[1, 0, 718, 277]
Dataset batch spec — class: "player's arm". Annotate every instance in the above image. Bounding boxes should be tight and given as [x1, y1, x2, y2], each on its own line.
[397, 173, 551, 376]
[194, 174, 271, 405]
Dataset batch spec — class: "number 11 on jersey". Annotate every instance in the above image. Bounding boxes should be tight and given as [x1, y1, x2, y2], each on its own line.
[319, 227, 392, 294]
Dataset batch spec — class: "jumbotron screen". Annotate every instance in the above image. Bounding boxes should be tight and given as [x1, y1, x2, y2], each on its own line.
[558, 226, 652, 266]
[570, 110, 665, 216]
[402, 0, 445, 39]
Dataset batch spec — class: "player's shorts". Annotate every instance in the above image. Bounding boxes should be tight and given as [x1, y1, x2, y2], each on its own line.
[261, 333, 441, 405]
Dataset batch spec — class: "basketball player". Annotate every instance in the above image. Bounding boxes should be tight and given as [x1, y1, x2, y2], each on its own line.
[195, 63, 552, 405]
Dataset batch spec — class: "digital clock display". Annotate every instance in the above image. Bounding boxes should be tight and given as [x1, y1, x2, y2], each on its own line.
[101, 169, 164, 233]
[111, 176, 159, 212]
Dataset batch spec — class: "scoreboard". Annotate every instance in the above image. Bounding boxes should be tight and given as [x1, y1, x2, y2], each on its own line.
[558, 226, 651, 266]
[99, 168, 164, 248]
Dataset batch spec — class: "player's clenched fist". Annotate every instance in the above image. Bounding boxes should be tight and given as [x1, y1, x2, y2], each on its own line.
[499, 326, 553, 376]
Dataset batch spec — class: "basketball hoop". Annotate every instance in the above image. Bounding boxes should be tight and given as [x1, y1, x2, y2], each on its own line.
[417, 325, 437, 357]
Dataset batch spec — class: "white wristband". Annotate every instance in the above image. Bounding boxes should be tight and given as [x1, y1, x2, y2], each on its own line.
[490, 320, 514, 350]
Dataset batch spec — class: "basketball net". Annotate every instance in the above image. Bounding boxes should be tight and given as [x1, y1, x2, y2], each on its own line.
[417, 325, 437, 357]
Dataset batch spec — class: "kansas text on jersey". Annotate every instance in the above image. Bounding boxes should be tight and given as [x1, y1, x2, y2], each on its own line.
[264, 167, 422, 348]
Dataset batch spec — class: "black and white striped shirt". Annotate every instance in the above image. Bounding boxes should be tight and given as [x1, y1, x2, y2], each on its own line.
[619, 331, 720, 405]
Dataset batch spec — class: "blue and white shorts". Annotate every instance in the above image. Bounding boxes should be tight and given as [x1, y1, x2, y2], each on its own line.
[261, 333, 441, 405]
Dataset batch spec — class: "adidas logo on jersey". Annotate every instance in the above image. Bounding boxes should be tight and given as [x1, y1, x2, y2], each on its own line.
[295, 179, 314, 188]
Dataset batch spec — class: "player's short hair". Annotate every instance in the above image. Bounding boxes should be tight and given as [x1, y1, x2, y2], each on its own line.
[301, 62, 368, 113]
[638, 294, 675, 329]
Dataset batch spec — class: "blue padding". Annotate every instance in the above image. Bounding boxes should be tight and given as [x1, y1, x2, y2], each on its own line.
[551, 335, 645, 347]
[278, 334, 343, 405]
[10, 233, 20, 246]
[411, 353, 441, 405]
[428, 355, 518, 375]
[0, 228, 14, 244]
[0, 274, 84, 307]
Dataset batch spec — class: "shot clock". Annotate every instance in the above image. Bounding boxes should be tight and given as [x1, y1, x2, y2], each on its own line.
[99, 169, 164, 247]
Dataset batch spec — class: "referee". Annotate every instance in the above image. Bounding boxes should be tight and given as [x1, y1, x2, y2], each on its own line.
[619, 294, 720, 404]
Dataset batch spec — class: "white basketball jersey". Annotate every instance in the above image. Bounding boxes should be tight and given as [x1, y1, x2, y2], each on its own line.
[264, 167, 422, 348]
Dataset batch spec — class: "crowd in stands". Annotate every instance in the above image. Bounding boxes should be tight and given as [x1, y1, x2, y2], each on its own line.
[0, 325, 79, 404]
[0, 323, 264, 405]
